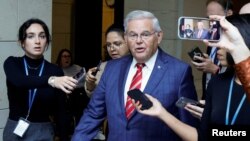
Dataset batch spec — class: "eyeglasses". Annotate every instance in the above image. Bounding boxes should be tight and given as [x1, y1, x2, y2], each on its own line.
[126, 31, 157, 41]
[106, 41, 124, 49]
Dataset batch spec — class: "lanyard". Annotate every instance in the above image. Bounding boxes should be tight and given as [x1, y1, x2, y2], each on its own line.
[23, 58, 45, 120]
[225, 76, 246, 125]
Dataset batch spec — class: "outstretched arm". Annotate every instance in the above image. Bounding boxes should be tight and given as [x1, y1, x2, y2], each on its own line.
[48, 76, 77, 94]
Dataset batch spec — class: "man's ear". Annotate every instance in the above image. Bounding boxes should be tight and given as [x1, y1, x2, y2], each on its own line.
[157, 31, 163, 44]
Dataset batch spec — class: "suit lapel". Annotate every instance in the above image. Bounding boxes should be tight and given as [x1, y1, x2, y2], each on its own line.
[144, 49, 168, 94]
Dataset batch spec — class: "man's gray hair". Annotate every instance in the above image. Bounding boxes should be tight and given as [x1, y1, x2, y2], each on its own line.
[124, 10, 162, 32]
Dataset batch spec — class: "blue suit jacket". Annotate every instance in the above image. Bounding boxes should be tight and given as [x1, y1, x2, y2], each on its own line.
[72, 48, 199, 141]
[193, 29, 210, 39]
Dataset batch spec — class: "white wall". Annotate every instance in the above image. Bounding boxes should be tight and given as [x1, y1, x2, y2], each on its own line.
[0, 0, 52, 139]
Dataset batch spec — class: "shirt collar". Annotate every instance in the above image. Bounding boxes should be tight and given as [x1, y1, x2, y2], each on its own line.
[131, 49, 158, 70]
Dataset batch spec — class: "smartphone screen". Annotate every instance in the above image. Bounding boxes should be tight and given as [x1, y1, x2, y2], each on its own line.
[178, 16, 221, 41]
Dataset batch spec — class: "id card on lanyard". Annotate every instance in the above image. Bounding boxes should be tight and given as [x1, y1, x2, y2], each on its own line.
[13, 117, 30, 137]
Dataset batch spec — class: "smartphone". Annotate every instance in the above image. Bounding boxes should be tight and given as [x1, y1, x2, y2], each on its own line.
[91, 60, 102, 76]
[188, 47, 205, 63]
[178, 16, 221, 41]
[176, 97, 204, 109]
[127, 89, 153, 110]
[73, 68, 86, 82]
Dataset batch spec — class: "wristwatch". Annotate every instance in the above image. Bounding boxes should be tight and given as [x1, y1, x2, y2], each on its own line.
[48, 76, 56, 87]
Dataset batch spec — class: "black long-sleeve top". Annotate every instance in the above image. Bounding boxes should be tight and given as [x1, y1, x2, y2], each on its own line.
[198, 69, 250, 141]
[4, 55, 67, 139]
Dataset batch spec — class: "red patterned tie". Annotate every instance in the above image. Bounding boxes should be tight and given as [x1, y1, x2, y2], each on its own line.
[125, 63, 144, 119]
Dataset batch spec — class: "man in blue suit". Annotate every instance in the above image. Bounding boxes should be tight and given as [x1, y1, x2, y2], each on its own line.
[71, 10, 199, 141]
[193, 20, 210, 40]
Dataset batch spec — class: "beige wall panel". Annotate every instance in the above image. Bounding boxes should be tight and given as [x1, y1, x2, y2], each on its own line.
[149, 0, 177, 11]
[184, 0, 207, 17]
[155, 11, 178, 39]
[18, 0, 52, 29]
[0, 0, 18, 41]
[125, 0, 149, 13]
[159, 40, 177, 57]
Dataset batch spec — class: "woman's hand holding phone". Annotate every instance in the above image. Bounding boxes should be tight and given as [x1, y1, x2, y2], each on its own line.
[85, 67, 99, 92]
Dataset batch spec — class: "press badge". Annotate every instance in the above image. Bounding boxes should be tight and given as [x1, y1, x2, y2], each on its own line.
[13, 118, 30, 137]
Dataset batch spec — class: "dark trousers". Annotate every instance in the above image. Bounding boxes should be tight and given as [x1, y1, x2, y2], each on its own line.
[3, 119, 54, 141]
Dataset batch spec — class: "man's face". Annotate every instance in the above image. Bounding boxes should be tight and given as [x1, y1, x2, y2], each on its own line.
[197, 22, 204, 30]
[125, 18, 162, 63]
